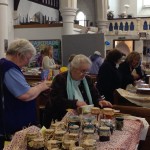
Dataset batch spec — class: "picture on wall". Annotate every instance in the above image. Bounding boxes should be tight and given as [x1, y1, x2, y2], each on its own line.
[30, 39, 61, 67]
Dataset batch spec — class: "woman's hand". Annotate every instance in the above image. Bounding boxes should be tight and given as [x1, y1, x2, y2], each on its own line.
[99, 100, 112, 108]
[76, 101, 87, 107]
[55, 64, 60, 69]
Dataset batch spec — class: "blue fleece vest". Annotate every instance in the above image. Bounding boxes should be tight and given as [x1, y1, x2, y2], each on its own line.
[0, 58, 37, 135]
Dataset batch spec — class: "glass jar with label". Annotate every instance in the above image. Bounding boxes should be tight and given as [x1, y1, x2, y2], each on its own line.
[103, 108, 114, 119]
[46, 140, 62, 150]
[27, 138, 45, 150]
[68, 115, 81, 127]
[115, 117, 124, 130]
[99, 126, 110, 142]
[69, 125, 80, 133]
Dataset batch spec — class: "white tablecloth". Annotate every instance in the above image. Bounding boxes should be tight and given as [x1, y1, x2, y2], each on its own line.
[117, 88, 150, 108]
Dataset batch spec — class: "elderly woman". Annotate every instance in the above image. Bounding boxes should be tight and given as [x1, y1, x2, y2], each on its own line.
[118, 51, 141, 89]
[43, 54, 112, 127]
[42, 45, 60, 69]
[96, 49, 124, 104]
[0, 39, 49, 148]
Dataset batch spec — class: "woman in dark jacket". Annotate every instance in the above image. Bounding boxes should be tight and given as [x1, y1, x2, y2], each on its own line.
[43, 54, 112, 128]
[96, 49, 123, 104]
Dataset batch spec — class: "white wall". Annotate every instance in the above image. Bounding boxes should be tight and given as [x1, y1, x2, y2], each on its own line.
[137, 0, 143, 16]
[8, 0, 61, 43]
[113, 0, 150, 17]
[109, 0, 144, 18]
[109, 0, 120, 18]
[14, 27, 62, 40]
[77, 0, 96, 26]
[18, 0, 59, 22]
[8, 0, 14, 43]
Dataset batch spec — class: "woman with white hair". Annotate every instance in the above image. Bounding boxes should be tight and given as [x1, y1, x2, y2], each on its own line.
[43, 54, 112, 128]
[0, 39, 49, 148]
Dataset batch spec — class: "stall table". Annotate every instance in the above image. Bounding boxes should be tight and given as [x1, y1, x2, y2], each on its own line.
[113, 89, 150, 150]
[4, 115, 144, 150]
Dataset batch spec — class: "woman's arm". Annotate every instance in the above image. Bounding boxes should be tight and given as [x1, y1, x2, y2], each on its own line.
[17, 81, 49, 101]
[4, 68, 49, 101]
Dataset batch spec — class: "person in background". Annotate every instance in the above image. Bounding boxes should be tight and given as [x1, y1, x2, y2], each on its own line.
[42, 45, 60, 70]
[60, 54, 76, 73]
[37, 49, 44, 67]
[68, 54, 76, 64]
[96, 49, 124, 104]
[43, 54, 112, 128]
[89, 51, 104, 75]
[0, 39, 49, 149]
[118, 51, 141, 89]
[68, 54, 76, 68]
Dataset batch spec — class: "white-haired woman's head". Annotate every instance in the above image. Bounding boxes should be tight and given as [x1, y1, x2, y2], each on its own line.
[7, 38, 36, 58]
[70, 54, 92, 80]
[70, 54, 91, 70]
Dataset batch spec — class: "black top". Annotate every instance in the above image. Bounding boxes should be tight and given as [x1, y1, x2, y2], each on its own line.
[43, 71, 101, 127]
[118, 61, 134, 89]
[96, 60, 122, 104]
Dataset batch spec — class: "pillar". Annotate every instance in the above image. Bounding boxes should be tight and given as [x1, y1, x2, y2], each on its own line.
[95, 0, 108, 33]
[0, 0, 8, 58]
[59, 0, 77, 35]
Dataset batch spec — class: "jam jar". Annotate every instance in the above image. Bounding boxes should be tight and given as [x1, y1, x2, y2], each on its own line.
[69, 125, 80, 133]
[68, 115, 81, 127]
[99, 126, 110, 142]
[115, 117, 124, 131]
[82, 139, 97, 150]
[46, 140, 62, 150]
[27, 138, 45, 150]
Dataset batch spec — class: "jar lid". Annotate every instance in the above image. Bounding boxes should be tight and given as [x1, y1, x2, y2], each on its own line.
[45, 128, 55, 133]
[47, 140, 61, 144]
[33, 138, 44, 142]
[55, 130, 66, 135]
[69, 115, 80, 121]
[99, 126, 110, 131]
[72, 147, 84, 150]
[83, 129, 94, 134]
[69, 125, 79, 129]
[83, 139, 96, 146]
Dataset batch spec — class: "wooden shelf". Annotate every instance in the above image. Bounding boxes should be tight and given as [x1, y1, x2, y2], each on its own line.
[14, 23, 63, 28]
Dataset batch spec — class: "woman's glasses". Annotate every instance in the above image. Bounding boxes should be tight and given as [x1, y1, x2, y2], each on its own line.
[77, 69, 89, 75]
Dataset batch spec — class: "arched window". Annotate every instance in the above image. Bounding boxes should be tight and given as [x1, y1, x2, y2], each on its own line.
[76, 11, 86, 26]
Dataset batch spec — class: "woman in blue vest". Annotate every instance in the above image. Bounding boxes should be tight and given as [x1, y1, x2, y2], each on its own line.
[0, 39, 49, 149]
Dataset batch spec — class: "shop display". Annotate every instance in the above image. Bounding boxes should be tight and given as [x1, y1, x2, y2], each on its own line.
[4, 107, 128, 150]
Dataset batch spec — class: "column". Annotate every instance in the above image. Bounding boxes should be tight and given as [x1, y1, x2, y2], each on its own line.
[59, 0, 77, 35]
[0, 0, 8, 58]
[95, 0, 108, 33]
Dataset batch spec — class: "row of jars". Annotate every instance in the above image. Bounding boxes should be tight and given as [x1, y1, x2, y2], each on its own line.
[26, 107, 124, 150]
